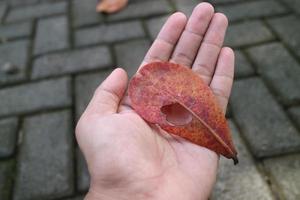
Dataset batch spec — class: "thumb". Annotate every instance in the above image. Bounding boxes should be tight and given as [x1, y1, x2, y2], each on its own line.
[85, 68, 128, 116]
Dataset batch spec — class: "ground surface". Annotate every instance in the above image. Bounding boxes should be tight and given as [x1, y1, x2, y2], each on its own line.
[0, 0, 300, 199]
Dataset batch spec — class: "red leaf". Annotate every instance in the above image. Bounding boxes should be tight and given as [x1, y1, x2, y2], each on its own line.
[129, 62, 238, 164]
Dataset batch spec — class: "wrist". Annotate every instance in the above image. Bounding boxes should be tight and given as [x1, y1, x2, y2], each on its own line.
[84, 170, 210, 200]
[84, 182, 154, 200]
[84, 189, 117, 200]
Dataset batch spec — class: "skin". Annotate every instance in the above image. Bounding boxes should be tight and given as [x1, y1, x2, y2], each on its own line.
[76, 3, 234, 200]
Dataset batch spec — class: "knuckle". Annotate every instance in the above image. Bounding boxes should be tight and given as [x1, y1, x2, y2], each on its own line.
[211, 87, 229, 100]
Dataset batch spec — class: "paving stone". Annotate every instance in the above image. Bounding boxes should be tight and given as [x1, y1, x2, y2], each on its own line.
[282, 0, 300, 14]
[0, 40, 30, 85]
[115, 39, 150, 77]
[13, 110, 74, 200]
[106, 0, 172, 21]
[209, 0, 243, 4]
[264, 154, 300, 200]
[234, 50, 254, 78]
[0, 21, 32, 41]
[247, 43, 300, 105]
[0, 77, 71, 117]
[39, 0, 67, 2]
[216, 0, 287, 22]
[32, 46, 112, 79]
[0, 3, 6, 22]
[34, 15, 69, 55]
[65, 196, 84, 200]
[145, 15, 168, 40]
[77, 148, 90, 192]
[0, 118, 18, 158]
[6, 1, 67, 22]
[8, 0, 38, 7]
[75, 21, 145, 47]
[288, 106, 300, 129]
[225, 20, 274, 48]
[0, 160, 14, 200]
[268, 15, 300, 58]
[171, 0, 199, 15]
[225, 104, 232, 118]
[230, 78, 300, 158]
[211, 121, 273, 200]
[75, 71, 110, 119]
[72, 0, 102, 28]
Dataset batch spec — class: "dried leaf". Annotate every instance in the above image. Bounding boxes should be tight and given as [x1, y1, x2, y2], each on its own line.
[96, 0, 128, 14]
[129, 62, 238, 164]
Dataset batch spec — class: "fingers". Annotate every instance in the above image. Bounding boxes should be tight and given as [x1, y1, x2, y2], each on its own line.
[85, 68, 128, 116]
[210, 47, 234, 113]
[140, 12, 187, 69]
[170, 3, 214, 67]
[192, 13, 228, 84]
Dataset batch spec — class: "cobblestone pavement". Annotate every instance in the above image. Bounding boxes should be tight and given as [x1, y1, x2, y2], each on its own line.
[0, 0, 300, 199]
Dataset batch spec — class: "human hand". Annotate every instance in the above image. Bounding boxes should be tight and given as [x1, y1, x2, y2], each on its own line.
[76, 3, 234, 200]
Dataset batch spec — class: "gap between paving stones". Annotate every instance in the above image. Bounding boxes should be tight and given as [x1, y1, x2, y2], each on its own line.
[264, 16, 300, 69]
[229, 115, 283, 199]
[1, 0, 299, 199]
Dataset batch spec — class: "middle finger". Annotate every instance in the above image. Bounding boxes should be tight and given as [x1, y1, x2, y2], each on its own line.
[192, 13, 228, 85]
[170, 3, 214, 67]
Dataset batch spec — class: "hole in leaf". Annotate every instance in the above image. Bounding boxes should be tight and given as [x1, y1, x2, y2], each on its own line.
[161, 103, 192, 126]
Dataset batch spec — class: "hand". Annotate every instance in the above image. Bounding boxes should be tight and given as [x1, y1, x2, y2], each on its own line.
[76, 3, 234, 200]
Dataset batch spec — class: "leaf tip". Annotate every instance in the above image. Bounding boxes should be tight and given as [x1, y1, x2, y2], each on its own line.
[233, 156, 239, 165]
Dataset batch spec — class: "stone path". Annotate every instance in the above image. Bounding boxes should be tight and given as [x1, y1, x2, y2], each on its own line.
[0, 0, 300, 199]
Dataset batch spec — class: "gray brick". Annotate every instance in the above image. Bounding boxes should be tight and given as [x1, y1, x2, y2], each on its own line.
[0, 160, 14, 200]
[77, 148, 90, 192]
[282, 0, 300, 14]
[225, 21, 274, 48]
[72, 0, 102, 28]
[289, 106, 300, 129]
[13, 111, 74, 200]
[216, 0, 287, 22]
[145, 15, 168, 41]
[209, 0, 243, 4]
[211, 121, 273, 200]
[34, 15, 69, 55]
[235, 50, 254, 78]
[225, 104, 232, 118]
[75, 21, 145, 47]
[264, 154, 300, 200]
[268, 15, 300, 58]
[0, 40, 30, 85]
[8, 0, 38, 7]
[247, 43, 300, 105]
[39, 0, 67, 2]
[230, 78, 300, 158]
[65, 196, 84, 200]
[6, 1, 67, 22]
[171, 0, 199, 15]
[115, 39, 150, 77]
[75, 71, 110, 119]
[32, 46, 112, 79]
[106, 0, 172, 21]
[0, 77, 71, 117]
[0, 118, 18, 158]
[0, 3, 6, 22]
[0, 21, 32, 41]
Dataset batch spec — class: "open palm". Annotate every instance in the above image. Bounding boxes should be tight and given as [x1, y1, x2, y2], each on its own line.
[76, 3, 234, 200]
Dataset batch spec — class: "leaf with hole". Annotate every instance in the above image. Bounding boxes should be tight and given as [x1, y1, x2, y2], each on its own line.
[128, 62, 238, 164]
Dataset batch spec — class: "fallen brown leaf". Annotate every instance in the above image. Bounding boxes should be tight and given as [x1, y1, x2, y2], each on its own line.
[96, 0, 128, 14]
[129, 62, 238, 164]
